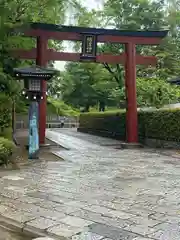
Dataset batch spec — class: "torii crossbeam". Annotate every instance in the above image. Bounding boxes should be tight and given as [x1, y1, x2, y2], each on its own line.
[12, 22, 168, 145]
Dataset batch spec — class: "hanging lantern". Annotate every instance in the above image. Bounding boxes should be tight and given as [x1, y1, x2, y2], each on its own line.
[80, 33, 97, 62]
[13, 66, 57, 101]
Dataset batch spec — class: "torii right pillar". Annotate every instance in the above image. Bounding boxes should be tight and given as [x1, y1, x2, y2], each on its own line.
[125, 42, 138, 143]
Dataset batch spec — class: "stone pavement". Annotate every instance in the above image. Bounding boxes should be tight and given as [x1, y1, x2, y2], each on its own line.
[0, 129, 180, 239]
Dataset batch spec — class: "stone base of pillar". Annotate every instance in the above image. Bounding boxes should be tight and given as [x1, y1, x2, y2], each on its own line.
[121, 142, 143, 149]
[39, 143, 51, 148]
[33, 238, 55, 240]
[26, 143, 51, 149]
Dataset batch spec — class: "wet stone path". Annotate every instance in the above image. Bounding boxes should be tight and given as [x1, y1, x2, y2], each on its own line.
[0, 129, 180, 239]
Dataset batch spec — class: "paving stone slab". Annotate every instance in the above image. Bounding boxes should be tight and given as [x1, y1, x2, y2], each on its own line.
[0, 208, 35, 231]
[0, 129, 180, 239]
[59, 216, 93, 228]
[72, 231, 104, 240]
[0, 205, 15, 215]
[70, 210, 133, 228]
[132, 238, 154, 240]
[124, 224, 158, 236]
[2, 209, 36, 224]
[18, 196, 43, 204]
[149, 212, 180, 223]
[35, 200, 80, 214]
[64, 200, 90, 209]
[126, 207, 155, 218]
[87, 200, 132, 212]
[4, 200, 67, 221]
[24, 217, 57, 235]
[101, 239, 113, 240]
[82, 205, 136, 220]
[148, 222, 180, 239]
[88, 223, 138, 240]
[33, 238, 55, 240]
[29, 191, 74, 204]
[47, 223, 82, 238]
[129, 216, 163, 227]
[0, 189, 24, 199]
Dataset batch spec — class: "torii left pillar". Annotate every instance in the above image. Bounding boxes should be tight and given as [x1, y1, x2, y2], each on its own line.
[36, 36, 48, 145]
[125, 42, 138, 143]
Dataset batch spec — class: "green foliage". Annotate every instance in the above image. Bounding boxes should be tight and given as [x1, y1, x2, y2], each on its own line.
[60, 61, 180, 109]
[69, 0, 180, 101]
[102, 0, 178, 80]
[139, 109, 180, 141]
[0, 137, 15, 165]
[0, 128, 13, 140]
[47, 97, 79, 116]
[1, 0, 180, 119]
[75, 7, 103, 28]
[0, 0, 74, 117]
[104, 0, 166, 30]
[59, 1, 180, 111]
[59, 62, 118, 110]
[79, 108, 180, 142]
[15, 98, 28, 113]
[0, 94, 12, 131]
[136, 78, 180, 107]
[79, 111, 126, 139]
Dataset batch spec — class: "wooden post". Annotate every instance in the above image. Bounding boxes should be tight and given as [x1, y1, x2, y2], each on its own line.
[125, 42, 138, 143]
[36, 37, 48, 145]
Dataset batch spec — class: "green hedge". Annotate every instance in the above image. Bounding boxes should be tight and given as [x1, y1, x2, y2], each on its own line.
[0, 137, 15, 165]
[0, 94, 11, 131]
[47, 97, 80, 116]
[79, 109, 180, 142]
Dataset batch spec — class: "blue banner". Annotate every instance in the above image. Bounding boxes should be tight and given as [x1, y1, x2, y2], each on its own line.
[29, 101, 39, 159]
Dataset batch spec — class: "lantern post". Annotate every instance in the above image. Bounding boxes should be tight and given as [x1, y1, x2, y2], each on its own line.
[13, 66, 56, 159]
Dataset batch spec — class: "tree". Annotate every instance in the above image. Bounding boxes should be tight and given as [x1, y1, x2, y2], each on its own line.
[136, 78, 180, 107]
[102, 0, 180, 80]
[68, 0, 180, 108]
[60, 62, 180, 110]
[0, 0, 77, 115]
[100, 0, 168, 82]
[59, 62, 119, 111]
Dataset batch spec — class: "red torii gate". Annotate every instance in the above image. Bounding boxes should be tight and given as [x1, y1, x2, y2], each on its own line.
[13, 23, 168, 145]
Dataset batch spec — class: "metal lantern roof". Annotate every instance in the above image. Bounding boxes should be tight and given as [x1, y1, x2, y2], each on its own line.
[13, 66, 58, 80]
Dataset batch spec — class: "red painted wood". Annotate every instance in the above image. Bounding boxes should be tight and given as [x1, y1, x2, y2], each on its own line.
[12, 49, 157, 66]
[36, 37, 48, 145]
[13, 26, 165, 146]
[98, 35, 162, 45]
[125, 42, 138, 143]
[24, 29, 162, 45]
[97, 54, 157, 65]
[48, 50, 80, 61]
[135, 55, 157, 65]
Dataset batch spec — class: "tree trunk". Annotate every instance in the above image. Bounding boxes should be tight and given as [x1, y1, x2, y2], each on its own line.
[84, 104, 90, 112]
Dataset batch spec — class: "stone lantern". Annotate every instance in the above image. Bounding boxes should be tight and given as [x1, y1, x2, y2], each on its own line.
[13, 66, 57, 159]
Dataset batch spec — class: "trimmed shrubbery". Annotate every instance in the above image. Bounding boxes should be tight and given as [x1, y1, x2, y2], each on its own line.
[0, 94, 15, 165]
[0, 94, 11, 132]
[0, 137, 15, 165]
[47, 97, 80, 116]
[79, 109, 180, 142]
